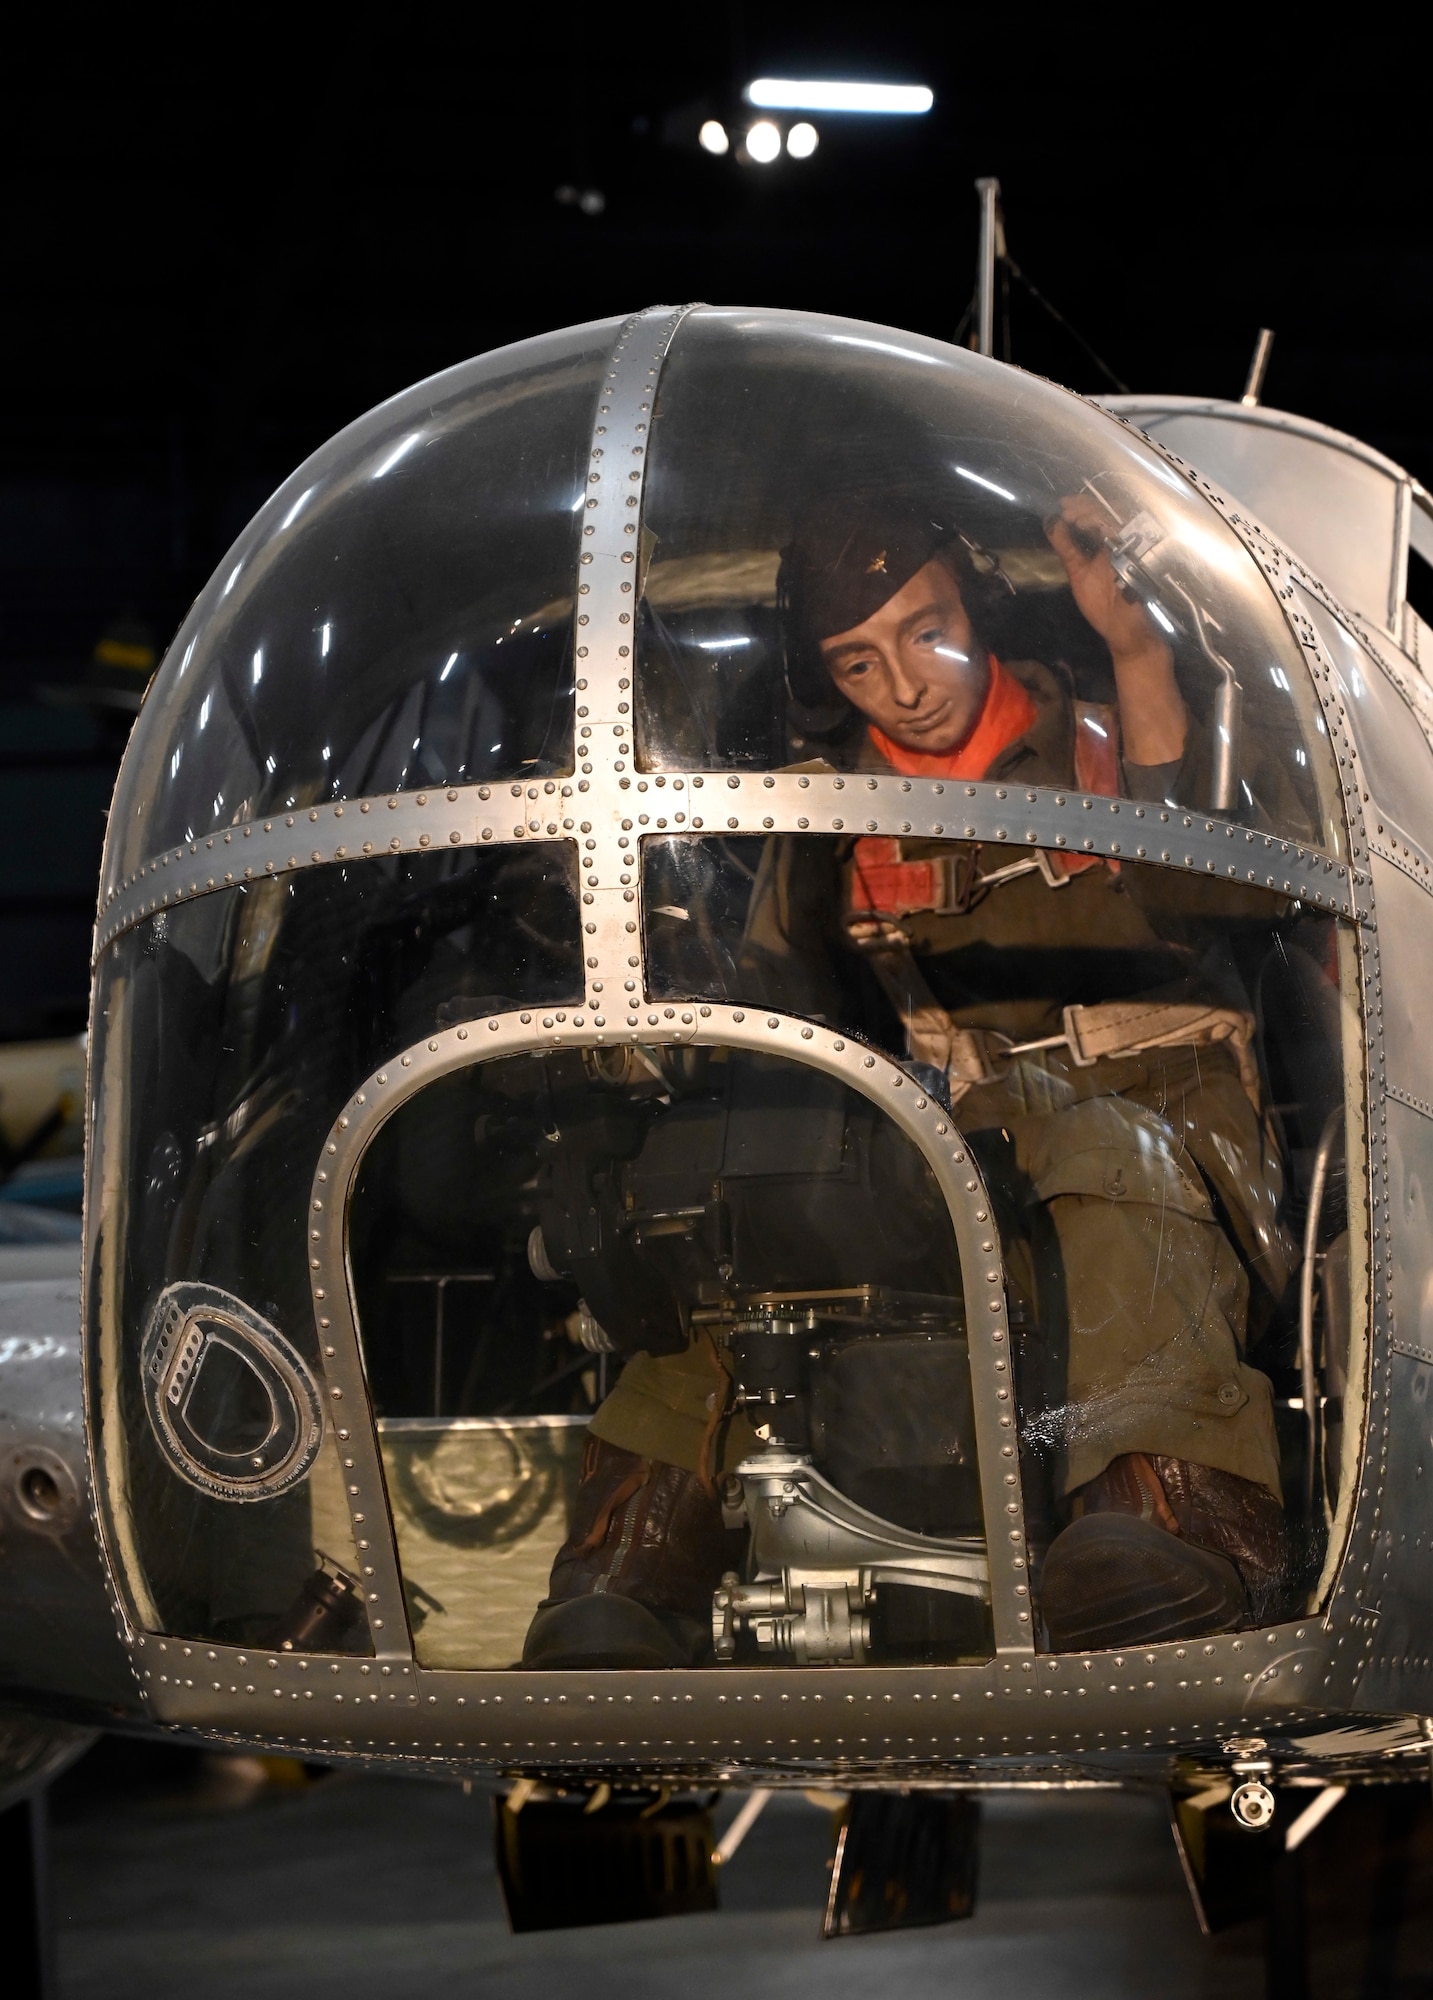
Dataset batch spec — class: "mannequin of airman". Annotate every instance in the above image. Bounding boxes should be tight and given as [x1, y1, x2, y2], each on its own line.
[524, 494, 1293, 1668]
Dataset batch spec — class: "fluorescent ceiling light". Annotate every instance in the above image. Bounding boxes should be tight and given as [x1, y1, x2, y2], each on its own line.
[745, 79, 933, 114]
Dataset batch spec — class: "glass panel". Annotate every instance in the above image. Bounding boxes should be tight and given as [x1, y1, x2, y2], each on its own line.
[636, 309, 1341, 855]
[371, 1417, 589, 1668]
[1293, 586, 1433, 817]
[644, 835, 1359, 1639]
[1110, 404, 1402, 636]
[105, 319, 621, 892]
[87, 847, 582, 1645]
[351, 1048, 990, 1669]
[1407, 495, 1433, 627]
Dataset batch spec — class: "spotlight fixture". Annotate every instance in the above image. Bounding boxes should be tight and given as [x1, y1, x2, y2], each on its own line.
[553, 185, 605, 216]
[785, 121, 819, 158]
[698, 119, 729, 155]
[745, 120, 782, 164]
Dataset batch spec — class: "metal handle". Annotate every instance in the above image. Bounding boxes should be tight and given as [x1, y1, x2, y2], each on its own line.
[1169, 581, 1245, 812]
[1299, 1103, 1344, 1520]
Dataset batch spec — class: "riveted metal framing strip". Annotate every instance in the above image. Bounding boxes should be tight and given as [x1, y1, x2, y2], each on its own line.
[91, 774, 1362, 962]
[1336, 596, 1433, 785]
[1283, 579, 1433, 910]
[1389, 1338, 1433, 1366]
[571, 307, 692, 1008]
[91, 780, 580, 958]
[628, 777, 1360, 910]
[117, 328, 1407, 1748]
[1387, 1082, 1433, 1122]
[95, 331, 1367, 966]
[1259, 540, 1433, 1705]
[1097, 418, 1373, 883]
[1270, 545, 1395, 1700]
[307, 1005, 1033, 1657]
[1367, 819, 1433, 895]
[1097, 413, 1382, 1706]
[138, 1608, 1336, 1770]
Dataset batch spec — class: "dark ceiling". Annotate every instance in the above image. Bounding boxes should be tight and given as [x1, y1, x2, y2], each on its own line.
[1, 11, 1426, 689]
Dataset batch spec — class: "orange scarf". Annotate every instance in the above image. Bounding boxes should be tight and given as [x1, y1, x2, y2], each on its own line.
[867, 657, 1036, 780]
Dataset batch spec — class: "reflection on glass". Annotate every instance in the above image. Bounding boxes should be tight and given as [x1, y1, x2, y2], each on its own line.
[351, 1050, 989, 1670]
[644, 836, 1356, 1644]
[87, 847, 582, 1645]
[105, 321, 621, 890]
[373, 1418, 589, 1669]
[1295, 585, 1433, 817]
[635, 310, 1341, 854]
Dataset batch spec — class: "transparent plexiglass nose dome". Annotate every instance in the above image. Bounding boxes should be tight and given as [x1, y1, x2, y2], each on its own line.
[631, 312, 1338, 845]
[102, 317, 623, 897]
[105, 304, 1344, 906]
[89, 307, 1361, 1738]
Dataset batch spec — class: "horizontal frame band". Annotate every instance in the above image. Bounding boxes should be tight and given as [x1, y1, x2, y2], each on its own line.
[93, 774, 1363, 959]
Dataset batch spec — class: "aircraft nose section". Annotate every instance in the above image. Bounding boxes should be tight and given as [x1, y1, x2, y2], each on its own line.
[81, 301, 1386, 1774]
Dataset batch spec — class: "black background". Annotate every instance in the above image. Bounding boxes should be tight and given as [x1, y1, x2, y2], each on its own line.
[0, 6, 1425, 1031]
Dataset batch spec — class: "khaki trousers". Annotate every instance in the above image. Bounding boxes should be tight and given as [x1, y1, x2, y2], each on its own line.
[590, 1042, 1286, 1501]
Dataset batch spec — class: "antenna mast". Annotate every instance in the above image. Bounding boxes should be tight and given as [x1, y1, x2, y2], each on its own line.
[973, 177, 1001, 357]
[1241, 327, 1275, 406]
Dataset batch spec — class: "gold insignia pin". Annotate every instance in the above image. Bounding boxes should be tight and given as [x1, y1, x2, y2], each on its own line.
[866, 549, 888, 574]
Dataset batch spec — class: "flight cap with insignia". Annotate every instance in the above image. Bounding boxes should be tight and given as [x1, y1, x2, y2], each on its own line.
[779, 494, 956, 646]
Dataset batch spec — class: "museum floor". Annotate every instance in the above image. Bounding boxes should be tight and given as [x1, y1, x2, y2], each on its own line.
[44, 1747, 1432, 1998]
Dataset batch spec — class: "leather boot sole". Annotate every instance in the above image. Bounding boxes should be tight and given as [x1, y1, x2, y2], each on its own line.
[522, 1594, 702, 1669]
[1040, 1513, 1249, 1650]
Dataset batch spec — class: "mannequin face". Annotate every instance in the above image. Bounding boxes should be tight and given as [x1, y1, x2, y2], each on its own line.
[819, 556, 989, 752]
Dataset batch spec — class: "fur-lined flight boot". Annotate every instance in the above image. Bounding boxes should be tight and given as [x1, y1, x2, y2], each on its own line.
[521, 1436, 741, 1668]
[1039, 1452, 1288, 1650]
